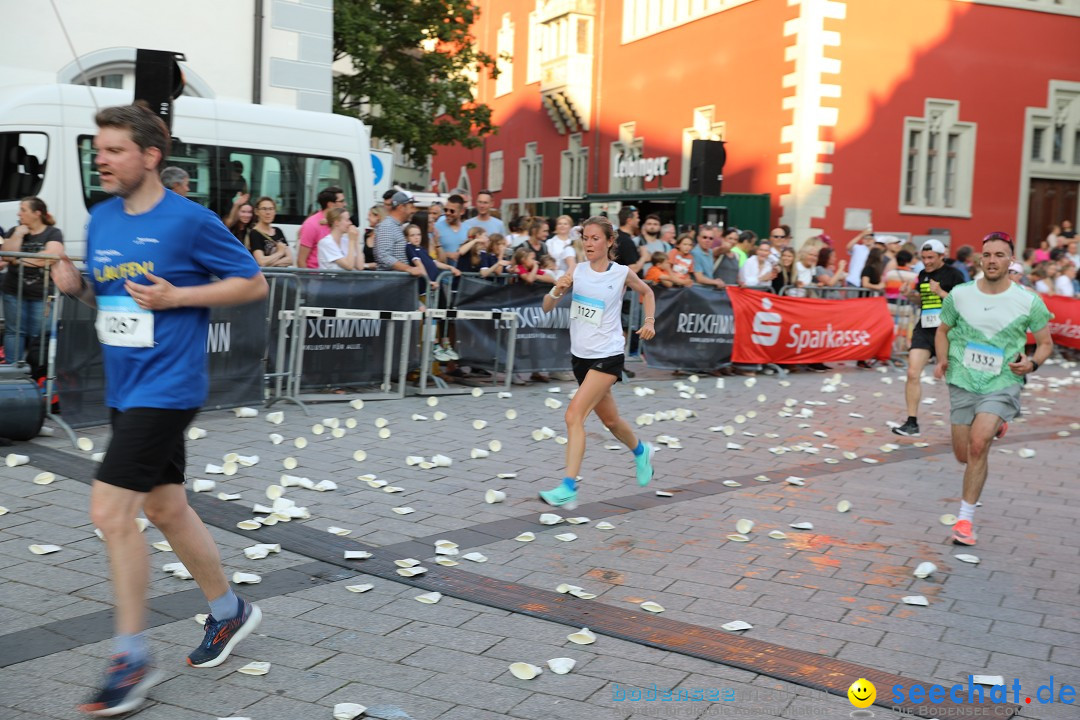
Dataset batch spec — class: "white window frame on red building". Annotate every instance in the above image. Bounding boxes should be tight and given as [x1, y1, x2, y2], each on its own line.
[496, 14, 515, 98]
[561, 133, 589, 197]
[519, 142, 544, 200]
[1015, 80, 1080, 245]
[899, 99, 976, 218]
[487, 151, 505, 193]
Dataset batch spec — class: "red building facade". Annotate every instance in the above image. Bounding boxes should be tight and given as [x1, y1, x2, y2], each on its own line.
[431, 0, 1080, 253]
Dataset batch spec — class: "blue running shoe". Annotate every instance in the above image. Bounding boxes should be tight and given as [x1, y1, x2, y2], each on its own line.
[539, 483, 578, 509]
[187, 597, 262, 668]
[635, 442, 654, 487]
[79, 653, 162, 716]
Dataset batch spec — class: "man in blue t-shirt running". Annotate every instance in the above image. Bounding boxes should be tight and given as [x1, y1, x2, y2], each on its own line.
[51, 105, 268, 717]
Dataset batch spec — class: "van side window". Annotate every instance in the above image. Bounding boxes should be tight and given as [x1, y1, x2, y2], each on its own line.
[223, 149, 354, 225]
[0, 132, 49, 201]
[77, 136, 355, 226]
[78, 135, 213, 209]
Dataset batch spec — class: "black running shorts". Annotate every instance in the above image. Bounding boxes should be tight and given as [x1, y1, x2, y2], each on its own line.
[910, 327, 937, 357]
[97, 407, 200, 492]
[571, 353, 625, 385]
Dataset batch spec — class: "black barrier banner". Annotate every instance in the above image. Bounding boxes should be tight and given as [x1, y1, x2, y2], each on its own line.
[293, 273, 419, 390]
[55, 298, 269, 428]
[641, 286, 734, 370]
[454, 277, 573, 373]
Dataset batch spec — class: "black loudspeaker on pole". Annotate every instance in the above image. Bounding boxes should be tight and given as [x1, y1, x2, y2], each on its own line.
[688, 139, 726, 195]
[134, 49, 187, 131]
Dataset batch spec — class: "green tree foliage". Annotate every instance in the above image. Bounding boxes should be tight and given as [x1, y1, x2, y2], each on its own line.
[334, 0, 499, 165]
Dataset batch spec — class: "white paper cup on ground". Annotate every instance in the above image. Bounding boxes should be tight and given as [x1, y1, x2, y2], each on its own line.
[333, 703, 368, 720]
[233, 407, 258, 418]
[187, 427, 207, 440]
[33, 472, 56, 485]
[192, 479, 215, 493]
[547, 657, 576, 674]
[508, 662, 543, 680]
[913, 562, 937, 578]
[566, 627, 596, 645]
[6, 453, 29, 467]
[485, 489, 506, 504]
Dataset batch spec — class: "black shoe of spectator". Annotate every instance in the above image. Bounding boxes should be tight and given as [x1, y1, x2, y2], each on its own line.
[857, 360, 875, 369]
[470, 368, 492, 377]
[809, 363, 831, 372]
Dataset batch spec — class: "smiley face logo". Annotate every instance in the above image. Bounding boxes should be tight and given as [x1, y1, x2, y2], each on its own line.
[848, 678, 876, 708]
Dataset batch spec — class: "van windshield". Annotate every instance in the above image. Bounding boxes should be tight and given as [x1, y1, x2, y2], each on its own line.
[0, 132, 49, 202]
[77, 135, 355, 225]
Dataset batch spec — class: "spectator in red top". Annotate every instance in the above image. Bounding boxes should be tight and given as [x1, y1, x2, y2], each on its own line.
[296, 186, 346, 269]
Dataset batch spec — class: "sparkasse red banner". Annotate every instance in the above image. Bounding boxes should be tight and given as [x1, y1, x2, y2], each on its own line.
[727, 287, 894, 364]
[1041, 295, 1080, 350]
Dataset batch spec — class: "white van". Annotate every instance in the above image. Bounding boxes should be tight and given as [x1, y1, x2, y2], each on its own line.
[0, 83, 373, 259]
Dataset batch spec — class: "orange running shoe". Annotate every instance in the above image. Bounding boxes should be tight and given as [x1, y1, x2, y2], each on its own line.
[951, 519, 977, 546]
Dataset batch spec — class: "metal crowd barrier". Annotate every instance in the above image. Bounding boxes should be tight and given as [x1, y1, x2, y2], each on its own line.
[277, 306, 422, 411]
[415, 308, 519, 395]
[0, 250, 58, 374]
[262, 271, 304, 408]
[262, 268, 422, 409]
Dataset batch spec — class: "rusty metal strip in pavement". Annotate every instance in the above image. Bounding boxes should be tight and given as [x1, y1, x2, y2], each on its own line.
[4, 438, 1045, 717]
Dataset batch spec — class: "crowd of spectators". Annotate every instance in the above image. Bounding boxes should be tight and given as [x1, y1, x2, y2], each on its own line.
[2, 174, 1078, 370]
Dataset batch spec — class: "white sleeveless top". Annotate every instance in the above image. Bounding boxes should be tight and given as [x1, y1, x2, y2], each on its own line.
[569, 261, 630, 358]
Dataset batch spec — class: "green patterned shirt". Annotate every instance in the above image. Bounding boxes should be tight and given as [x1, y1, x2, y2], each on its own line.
[940, 282, 1051, 394]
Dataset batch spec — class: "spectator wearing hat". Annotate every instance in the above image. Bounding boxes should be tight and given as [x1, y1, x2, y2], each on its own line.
[374, 191, 425, 277]
[877, 234, 903, 276]
[890, 238, 966, 436]
[461, 190, 505, 236]
[1008, 262, 1028, 288]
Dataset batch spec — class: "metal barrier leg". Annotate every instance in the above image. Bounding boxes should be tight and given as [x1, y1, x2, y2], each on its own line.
[43, 294, 79, 448]
[396, 319, 412, 398]
[418, 315, 434, 393]
[504, 319, 517, 392]
[382, 321, 396, 394]
[287, 311, 311, 415]
[266, 309, 306, 411]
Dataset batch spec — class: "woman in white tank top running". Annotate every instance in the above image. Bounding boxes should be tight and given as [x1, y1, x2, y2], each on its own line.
[538, 216, 658, 508]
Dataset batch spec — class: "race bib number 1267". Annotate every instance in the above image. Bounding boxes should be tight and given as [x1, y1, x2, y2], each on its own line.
[95, 296, 155, 347]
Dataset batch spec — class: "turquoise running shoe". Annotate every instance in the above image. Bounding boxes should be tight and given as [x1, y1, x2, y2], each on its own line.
[635, 442, 654, 487]
[539, 483, 578, 509]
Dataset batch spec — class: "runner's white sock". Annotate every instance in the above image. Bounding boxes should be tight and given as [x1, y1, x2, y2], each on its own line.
[958, 500, 976, 523]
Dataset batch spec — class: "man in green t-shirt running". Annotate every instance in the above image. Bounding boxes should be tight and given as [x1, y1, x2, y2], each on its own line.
[934, 232, 1053, 547]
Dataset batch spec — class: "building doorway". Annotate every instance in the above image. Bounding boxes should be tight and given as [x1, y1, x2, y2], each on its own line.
[1027, 178, 1078, 247]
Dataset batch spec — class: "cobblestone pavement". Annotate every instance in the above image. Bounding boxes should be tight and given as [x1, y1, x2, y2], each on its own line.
[1, 358, 1077, 720]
